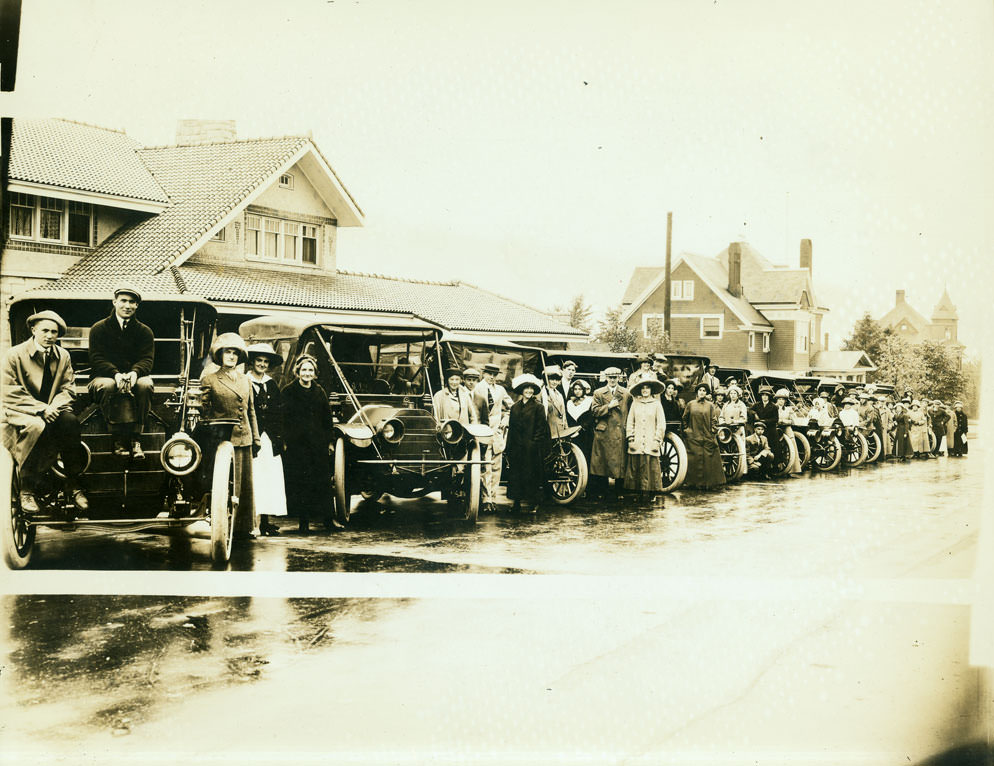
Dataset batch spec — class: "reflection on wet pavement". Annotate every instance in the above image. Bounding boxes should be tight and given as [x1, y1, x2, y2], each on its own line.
[19, 445, 983, 578]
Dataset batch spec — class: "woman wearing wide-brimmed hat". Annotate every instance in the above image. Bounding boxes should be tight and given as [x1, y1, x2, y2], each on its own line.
[908, 399, 928, 458]
[625, 378, 666, 503]
[504, 374, 548, 513]
[281, 354, 336, 533]
[246, 343, 287, 535]
[200, 333, 260, 539]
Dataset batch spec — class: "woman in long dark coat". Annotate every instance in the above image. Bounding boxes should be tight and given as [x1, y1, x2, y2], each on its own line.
[564, 378, 594, 465]
[892, 402, 913, 461]
[682, 382, 725, 489]
[247, 343, 287, 536]
[951, 402, 969, 456]
[504, 374, 548, 513]
[281, 355, 336, 533]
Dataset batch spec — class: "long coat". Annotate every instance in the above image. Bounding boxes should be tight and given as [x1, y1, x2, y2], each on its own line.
[281, 380, 335, 520]
[88, 312, 155, 379]
[433, 387, 477, 426]
[590, 384, 632, 478]
[879, 407, 894, 455]
[200, 370, 260, 448]
[682, 398, 725, 489]
[892, 410, 913, 458]
[661, 395, 684, 425]
[541, 386, 569, 440]
[626, 397, 666, 456]
[565, 396, 594, 463]
[504, 397, 548, 502]
[944, 407, 957, 449]
[953, 410, 969, 454]
[908, 408, 928, 453]
[1, 340, 76, 467]
[249, 376, 283, 448]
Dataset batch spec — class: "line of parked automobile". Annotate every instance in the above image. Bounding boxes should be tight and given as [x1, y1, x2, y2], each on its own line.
[0, 292, 913, 569]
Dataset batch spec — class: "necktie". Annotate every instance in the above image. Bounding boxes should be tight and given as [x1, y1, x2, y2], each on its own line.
[39, 349, 55, 403]
[122, 319, 129, 331]
[487, 386, 494, 411]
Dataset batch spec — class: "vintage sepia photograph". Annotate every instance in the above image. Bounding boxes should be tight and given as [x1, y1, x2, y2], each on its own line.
[1, 0, 991, 763]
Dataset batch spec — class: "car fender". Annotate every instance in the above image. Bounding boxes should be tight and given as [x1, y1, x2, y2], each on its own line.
[464, 423, 494, 444]
[336, 423, 374, 449]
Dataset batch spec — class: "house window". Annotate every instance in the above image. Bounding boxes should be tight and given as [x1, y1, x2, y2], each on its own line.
[8, 193, 91, 245]
[671, 280, 695, 301]
[763, 333, 770, 353]
[211, 227, 226, 242]
[302, 225, 318, 264]
[643, 314, 664, 338]
[700, 317, 722, 339]
[283, 222, 299, 260]
[748, 332, 756, 352]
[279, 173, 294, 189]
[264, 218, 280, 258]
[245, 215, 260, 255]
[9, 192, 34, 238]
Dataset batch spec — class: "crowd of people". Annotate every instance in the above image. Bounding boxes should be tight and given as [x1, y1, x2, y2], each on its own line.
[1, 289, 972, 534]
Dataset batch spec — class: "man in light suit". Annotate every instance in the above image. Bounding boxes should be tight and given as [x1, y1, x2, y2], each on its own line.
[1, 310, 89, 513]
[700, 363, 721, 395]
[472, 363, 512, 512]
[541, 366, 569, 440]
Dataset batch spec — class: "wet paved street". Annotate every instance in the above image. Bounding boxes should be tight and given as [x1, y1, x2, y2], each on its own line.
[2, 442, 990, 764]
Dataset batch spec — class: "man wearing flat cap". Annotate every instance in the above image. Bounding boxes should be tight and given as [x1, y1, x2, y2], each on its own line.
[1, 310, 89, 513]
[87, 285, 155, 458]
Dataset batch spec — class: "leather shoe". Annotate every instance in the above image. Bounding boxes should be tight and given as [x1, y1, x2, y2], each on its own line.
[69, 488, 89, 512]
[18, 491, 39, 514]
[132, 441, 145, 460]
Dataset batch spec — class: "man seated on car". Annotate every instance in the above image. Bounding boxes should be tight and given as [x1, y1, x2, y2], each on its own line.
[87, 285, 155, 459]
[1, 310, 89, 513]
[745, 422, 774, 477]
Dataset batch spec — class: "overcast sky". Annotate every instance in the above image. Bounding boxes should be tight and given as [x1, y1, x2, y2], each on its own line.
[4, 0, 992, 352]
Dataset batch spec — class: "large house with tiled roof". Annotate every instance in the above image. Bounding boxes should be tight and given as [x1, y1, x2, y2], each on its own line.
[620, 239, 835, 373]
[2, 118, 584, 345]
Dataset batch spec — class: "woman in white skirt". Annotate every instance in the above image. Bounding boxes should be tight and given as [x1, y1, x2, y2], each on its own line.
[247, 343, 288, 535]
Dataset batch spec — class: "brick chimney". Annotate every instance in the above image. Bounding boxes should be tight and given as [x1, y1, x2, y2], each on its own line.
[896, 289, 906, 306]
[800, 239, 812, 274]
[175, 119, 237, 145]
[727, 242, 743, 298]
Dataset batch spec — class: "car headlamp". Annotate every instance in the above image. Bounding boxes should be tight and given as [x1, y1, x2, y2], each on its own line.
[161, 434, 202, 476]
[377, 418, 405, 444]
[439, 419, 465, 444]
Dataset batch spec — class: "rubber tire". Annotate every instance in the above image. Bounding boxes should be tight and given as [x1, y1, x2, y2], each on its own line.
[865, 432, 882, 463]
[1, 450, 35, 570]
[793, 431, 811, 470]
[210, 441, 236, 565]
[855, 432, 869, 465]
[719, 430, 744, 482]
[334, 437, 351, 524]
[734, 431, 747, 480]
[814, 436, 842, 472]
[660, 432, 688, 493]
[773, 431, 799, 476]
[549, 442, 589, 506]
[463, 443, 481, 523]
[928, 430, 937, 453]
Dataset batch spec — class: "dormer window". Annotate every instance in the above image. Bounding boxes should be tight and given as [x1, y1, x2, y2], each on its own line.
[8, 192, 92, 246]
[279, 173, 294, 189]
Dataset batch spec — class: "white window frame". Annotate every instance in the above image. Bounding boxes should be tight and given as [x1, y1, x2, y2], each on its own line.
[211, 227, 226, 242]
[762, 333, 770, 353]
[246, 214, 319, 266]
[748, 331, 756, 352]
[279, 173, 294, 189]
[8, 193, 92, 246]
[671, 279, 695, 301]
[642, 313, 665, 338]
[700, 315, 723, 340]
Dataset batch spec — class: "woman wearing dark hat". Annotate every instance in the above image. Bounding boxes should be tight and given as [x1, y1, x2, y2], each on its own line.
[682, 382, 725, 489]
[951, 401, 968, 457]
[1, 310, 89, 514]
[892, 401, 913, 461]
[281, 354, 336, 533]
[200, 333, 260, 539]
[565, 377, 594, 465]
[246, 343, 286, 535]
[625, 378, 666, 504]
[505, 374, 548, 513]
[433, 368, 477, 426]
[661, 379, 684, 424]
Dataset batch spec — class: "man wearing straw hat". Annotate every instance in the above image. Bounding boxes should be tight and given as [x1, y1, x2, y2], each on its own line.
[472, 363, 513, 512]
[590, 366, 632, 500]
[2, 310, 89, 513]
[87, 285, 155, 459]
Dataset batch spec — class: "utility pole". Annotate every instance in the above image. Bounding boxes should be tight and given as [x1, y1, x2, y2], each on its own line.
[663, 212, 673, 337]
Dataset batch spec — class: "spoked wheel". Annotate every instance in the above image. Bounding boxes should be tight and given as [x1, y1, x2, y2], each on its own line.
[209, 441, 237, 565]
[660, 432, 688, 493]
[718, 428, 745, 482]
[793, 431, 811, 470]
[772, 431, 799, 476]
[844, 432, 867, 466]
[547, 441, 588, 506]
[864, 432, 882, 463]
[334, 437, 351, 525]
[447, 443, 481, 523]
[927, 430, 937, 453]
[813, 436, 842, 471]
[1, 450, 36, 570]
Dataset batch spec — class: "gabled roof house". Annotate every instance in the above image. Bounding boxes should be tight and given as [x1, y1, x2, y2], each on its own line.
[3, 118, 584, 345]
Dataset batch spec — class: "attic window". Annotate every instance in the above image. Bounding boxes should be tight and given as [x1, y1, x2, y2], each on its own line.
[279, 173, 294, 189]
[211, 228, 225, 242]
[671, 280, 695, 301]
